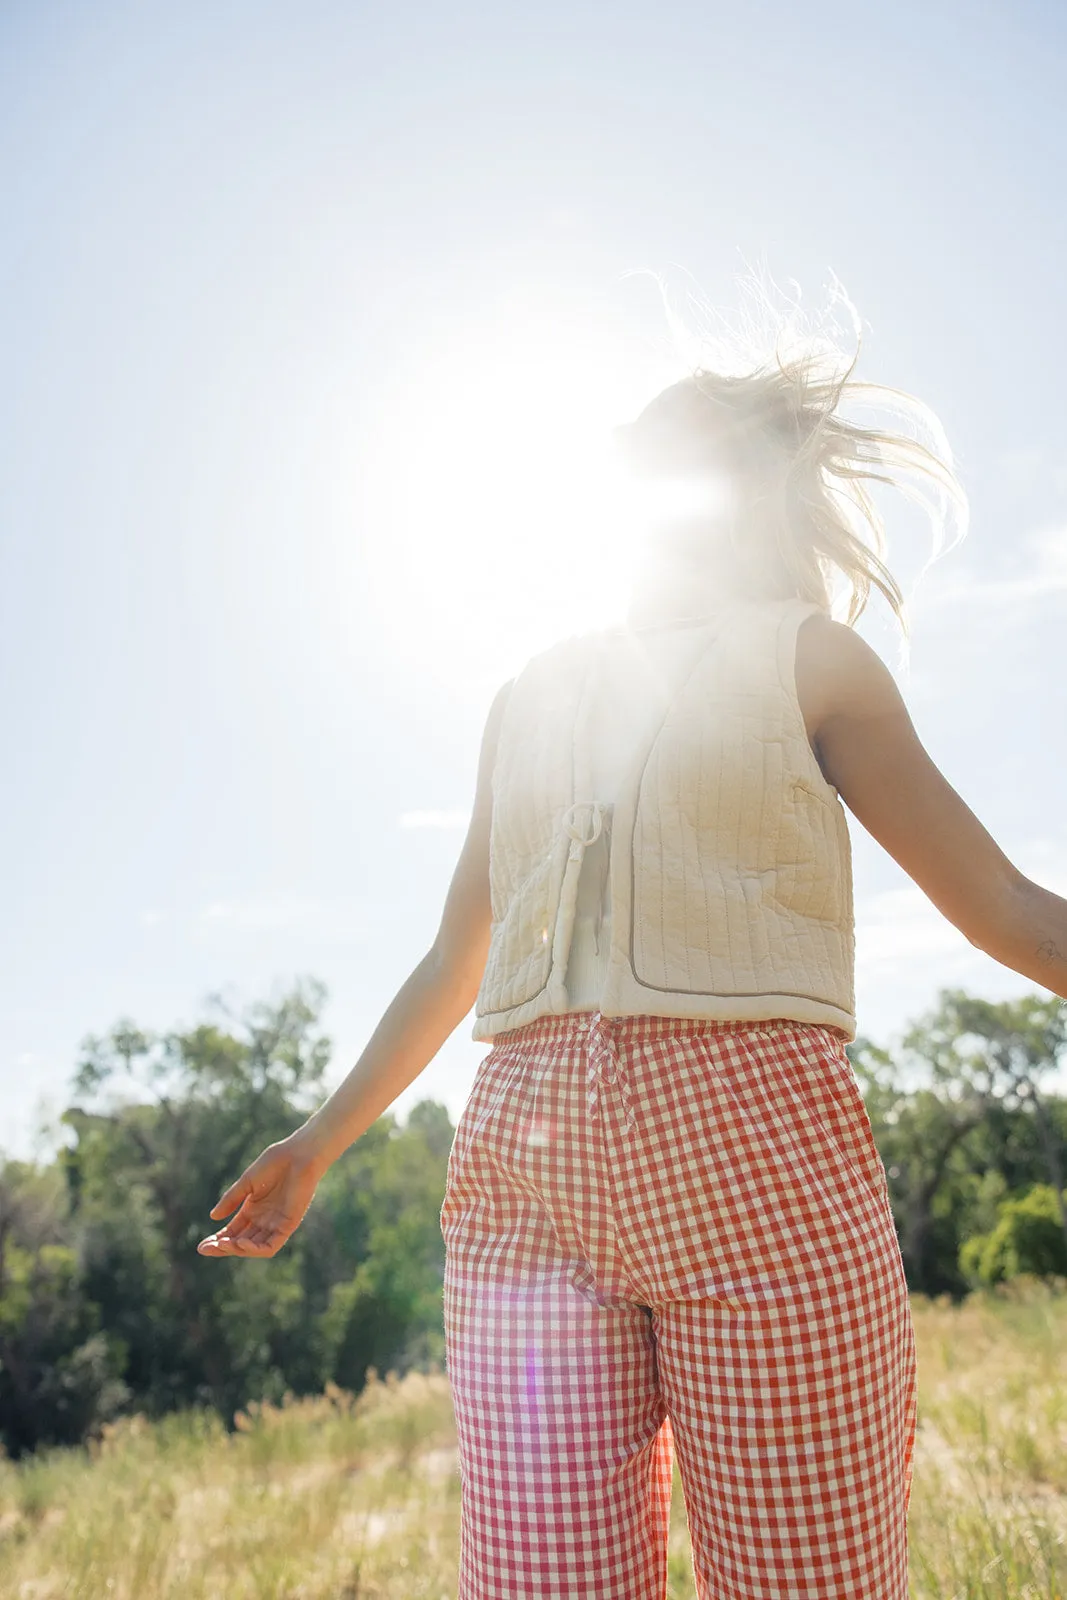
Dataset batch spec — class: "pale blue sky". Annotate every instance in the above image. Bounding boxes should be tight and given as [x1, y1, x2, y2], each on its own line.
[4, 1, 1067, 1158]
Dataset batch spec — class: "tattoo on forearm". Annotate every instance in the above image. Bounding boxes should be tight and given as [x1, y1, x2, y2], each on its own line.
[1036, 939, 1062, 966]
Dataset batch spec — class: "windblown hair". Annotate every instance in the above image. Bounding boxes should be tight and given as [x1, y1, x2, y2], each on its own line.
[630, 271, 969, 634]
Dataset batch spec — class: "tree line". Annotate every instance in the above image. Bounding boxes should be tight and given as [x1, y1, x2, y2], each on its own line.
[1, 979, 1065, 1458]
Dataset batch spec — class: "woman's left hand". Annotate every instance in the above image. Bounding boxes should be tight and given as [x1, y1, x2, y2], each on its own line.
[197, 1129, 325, 1259]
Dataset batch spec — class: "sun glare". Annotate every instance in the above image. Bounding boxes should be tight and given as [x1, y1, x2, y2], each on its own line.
[358, 303, 670, 689]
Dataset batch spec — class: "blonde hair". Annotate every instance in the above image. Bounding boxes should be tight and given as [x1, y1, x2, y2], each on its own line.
[635, 269, 968, 634]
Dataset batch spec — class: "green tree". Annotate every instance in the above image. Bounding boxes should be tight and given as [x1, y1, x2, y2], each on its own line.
[0, 977, 458, 1453]
[0, 1160, 127, 1456]
[63, 979, 335, 1417]
[910, 992, 1067, 1265]
[849, 1030, 987, 1294]
[960, 1183, 1067, 1285]
[850, 990, 1067, 1295]
[296, 1099, 452, 1391]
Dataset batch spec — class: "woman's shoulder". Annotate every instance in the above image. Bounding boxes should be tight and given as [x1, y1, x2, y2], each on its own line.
[794, 612, 904, 738]
[512, 625, 618, 684]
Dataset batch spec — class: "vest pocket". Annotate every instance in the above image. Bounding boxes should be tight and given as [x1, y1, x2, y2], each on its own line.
[778, 776, 849, 927]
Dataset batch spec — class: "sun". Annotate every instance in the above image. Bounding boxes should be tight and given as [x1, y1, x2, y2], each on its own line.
[357, 297, 669, 692]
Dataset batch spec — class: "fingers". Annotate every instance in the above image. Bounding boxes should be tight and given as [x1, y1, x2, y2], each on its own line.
[200, 1145, 298, 1258]
[199, 1196, 257, 1255]
[197, 1200, 290, 1258]
[221, 1196, 256, 1239]
[210, 1173, 252, 1221]
[197, 1227, 273, 1257]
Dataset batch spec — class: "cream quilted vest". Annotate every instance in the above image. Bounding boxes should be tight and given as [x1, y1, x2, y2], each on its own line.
[472, 597, 856, 1041]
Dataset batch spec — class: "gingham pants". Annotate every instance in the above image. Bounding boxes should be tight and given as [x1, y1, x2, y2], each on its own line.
[440, 1014, 917, 1600]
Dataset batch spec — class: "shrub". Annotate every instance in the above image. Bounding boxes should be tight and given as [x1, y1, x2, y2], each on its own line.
[960, 1184, 1067, 1285]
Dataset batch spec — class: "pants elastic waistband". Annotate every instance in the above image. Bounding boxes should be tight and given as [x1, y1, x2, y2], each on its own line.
[496, 1012, 841, 1051]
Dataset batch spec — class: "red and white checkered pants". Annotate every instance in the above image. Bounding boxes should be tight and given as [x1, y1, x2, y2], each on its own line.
[441, 1013, 916, 1600]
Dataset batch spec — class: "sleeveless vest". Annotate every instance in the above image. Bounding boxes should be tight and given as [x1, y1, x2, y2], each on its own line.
[472, 597, 856, 1041]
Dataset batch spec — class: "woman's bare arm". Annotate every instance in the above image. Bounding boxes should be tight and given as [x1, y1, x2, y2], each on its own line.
[197, 680, 510, 1258]
[294, 678, 511, 1172]
[795, 614, 1067, 998]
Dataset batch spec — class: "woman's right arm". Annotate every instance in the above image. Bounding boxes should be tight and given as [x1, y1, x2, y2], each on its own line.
[795, 614, 1067, 999]
[197, 678, 512, 1259]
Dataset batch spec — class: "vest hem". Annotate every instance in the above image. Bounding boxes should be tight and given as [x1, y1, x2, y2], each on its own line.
[473, 993, 856, 1044]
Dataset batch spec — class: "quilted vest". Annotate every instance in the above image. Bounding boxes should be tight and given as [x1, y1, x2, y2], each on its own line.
[472, 597, 856, 1041]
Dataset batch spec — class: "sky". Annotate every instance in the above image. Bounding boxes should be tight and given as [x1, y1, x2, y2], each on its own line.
[3, 0, 1067, 1160]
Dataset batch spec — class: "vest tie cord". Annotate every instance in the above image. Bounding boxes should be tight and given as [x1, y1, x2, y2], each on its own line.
[547, 803, 612, 1010]
[561, 800, 609, 854]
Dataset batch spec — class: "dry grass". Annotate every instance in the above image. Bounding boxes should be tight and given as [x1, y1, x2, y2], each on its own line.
[2, 1284, 1066, 1597]
[908, 1278, 1067, 1599]
[0, 1370, 461, 1599]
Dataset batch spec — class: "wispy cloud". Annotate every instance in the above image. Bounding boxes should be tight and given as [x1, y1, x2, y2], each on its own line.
[398, 809, 471, 830]
[856, 837, 1067, 990]
[856, 886, 973, 973]
[915, 525, 1067, 610]
[196, 896, 363, 940]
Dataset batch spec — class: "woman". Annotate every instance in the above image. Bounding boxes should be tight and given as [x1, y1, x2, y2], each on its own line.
[198, 317, 1067, 1599]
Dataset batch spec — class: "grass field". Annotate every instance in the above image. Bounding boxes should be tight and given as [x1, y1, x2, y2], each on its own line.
[3, 1280, 1066, 1599]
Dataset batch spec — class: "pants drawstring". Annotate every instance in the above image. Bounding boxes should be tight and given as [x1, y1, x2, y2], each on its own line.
[585, 1013, 636, 1134]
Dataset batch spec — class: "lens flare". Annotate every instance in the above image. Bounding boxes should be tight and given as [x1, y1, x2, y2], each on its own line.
[354, 304, 671, 689]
